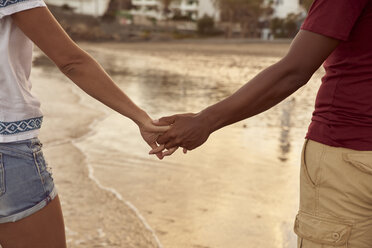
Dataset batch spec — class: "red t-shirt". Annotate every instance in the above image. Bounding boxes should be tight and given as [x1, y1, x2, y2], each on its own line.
[302, 0, 372, 150]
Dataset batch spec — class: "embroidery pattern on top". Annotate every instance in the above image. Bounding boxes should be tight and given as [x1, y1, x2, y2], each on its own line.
[0, 117, 43, 135]
[0, 0, 29, 8]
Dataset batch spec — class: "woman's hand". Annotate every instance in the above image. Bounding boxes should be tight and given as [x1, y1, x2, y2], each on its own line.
[12, 7, 171, 157]
[138, 117, 170, 159]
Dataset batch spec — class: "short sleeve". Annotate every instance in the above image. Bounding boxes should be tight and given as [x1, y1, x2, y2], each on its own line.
[301, 0, 369, 41]
[0, 0, 46, 19]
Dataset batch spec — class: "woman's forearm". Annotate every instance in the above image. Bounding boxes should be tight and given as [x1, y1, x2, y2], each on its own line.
[59, 52, 150, 127]
[201, 59, 311, 133]
[12, 7, 151, 127]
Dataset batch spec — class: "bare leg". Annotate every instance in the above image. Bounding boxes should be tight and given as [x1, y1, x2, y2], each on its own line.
[0, 195, 66, 248]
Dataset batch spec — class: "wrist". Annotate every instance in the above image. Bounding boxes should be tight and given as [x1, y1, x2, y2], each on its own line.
[133, 109, 151, 129]
[197, 108, 217, 135]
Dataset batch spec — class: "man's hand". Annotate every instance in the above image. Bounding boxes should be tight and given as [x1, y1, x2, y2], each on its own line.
[149, 113, 211, 156]
[139, 120, 170, 160]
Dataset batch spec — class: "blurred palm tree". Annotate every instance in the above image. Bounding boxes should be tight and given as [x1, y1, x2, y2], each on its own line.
[103, 0, 132, 21]
[300, 0, 313, 12]
[158, 0, 180, 20]
[218, 0, 273, 38]
[160, 0, 172, 18]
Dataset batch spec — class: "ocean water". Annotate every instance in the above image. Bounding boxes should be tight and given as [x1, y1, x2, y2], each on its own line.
[36, 42, 323, 248]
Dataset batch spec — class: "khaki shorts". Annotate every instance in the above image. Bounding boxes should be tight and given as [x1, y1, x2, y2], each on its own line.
[294, 139, 372, 248]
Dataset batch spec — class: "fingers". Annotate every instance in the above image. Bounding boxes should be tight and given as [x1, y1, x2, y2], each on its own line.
[157, 134, 181, 150]
[146, 124, 171, 133]
[152, 115, 177, 126]
[163, 147, 178, 156]
[164, 140, 180, 150]
[157, 132, 171, 145]
[149, 142, 164, 160]
[149, 144, 166, 155]
[150, 146, 187, 157]
[155, 153, 163, 159]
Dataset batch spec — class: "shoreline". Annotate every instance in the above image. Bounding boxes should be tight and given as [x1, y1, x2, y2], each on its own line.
[69, 85, 164, 248]
[63, 42, 303, 248]
[31, 41, 313, 248]
[32, 62, 163, 247]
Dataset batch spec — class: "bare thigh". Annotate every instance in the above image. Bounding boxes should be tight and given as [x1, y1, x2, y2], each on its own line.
[0, 195, 66, 248]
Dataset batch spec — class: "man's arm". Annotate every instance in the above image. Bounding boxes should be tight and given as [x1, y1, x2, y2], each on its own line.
[152, 30, 339, 154]
[12, 7, 168, 158]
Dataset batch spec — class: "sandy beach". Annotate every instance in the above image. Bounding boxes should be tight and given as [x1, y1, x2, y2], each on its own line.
[31, 41, 323, 248]
[31, 54, 162, 248]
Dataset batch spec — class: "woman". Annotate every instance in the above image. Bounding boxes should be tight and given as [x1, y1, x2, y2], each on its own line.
[152, 0, 372, 247]
[0, 0, 168, 247]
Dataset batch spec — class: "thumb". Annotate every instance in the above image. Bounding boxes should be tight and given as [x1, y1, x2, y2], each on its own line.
[152, 115, 177, 126]
[146, 124, 170, 133]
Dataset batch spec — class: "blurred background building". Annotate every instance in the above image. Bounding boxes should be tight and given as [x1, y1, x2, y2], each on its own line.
[45, 0, 109, 16]
[44, 0, 311, 40]
[45, 0, 304, 20]
[272, 0, 304, 18]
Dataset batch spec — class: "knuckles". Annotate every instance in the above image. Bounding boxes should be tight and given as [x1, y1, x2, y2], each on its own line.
[165, 143, 174, 149]
[174, 138, 182, 145]
[157, 136, 166, 144]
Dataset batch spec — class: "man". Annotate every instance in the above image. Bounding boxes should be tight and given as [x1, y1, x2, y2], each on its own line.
[152, 0, 372, 247]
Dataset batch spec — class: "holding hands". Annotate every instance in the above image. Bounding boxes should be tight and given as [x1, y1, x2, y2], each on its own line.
[138, 116, 171, 160]
[148, 112, 212, 158]
[141, 30, 336, 159]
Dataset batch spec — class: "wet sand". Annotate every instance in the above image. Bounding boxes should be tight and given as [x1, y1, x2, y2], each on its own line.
[31, 62, 162, 248]
[32, 41, 323, 248]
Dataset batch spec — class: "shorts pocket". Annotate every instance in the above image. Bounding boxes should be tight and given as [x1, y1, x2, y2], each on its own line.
[294, 212, 352, 247]
[0, 153, 5, 196]
[343, 153, 372, 175]
[301, 140, 324, 187]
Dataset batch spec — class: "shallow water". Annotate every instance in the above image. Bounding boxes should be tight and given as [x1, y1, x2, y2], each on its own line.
[36, 41, 323, 248]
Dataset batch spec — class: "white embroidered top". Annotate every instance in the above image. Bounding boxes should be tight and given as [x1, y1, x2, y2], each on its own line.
[0, 0, 46, 142]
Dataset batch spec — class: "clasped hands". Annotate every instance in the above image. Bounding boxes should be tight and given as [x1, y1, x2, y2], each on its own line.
[140, 112, 211, 159]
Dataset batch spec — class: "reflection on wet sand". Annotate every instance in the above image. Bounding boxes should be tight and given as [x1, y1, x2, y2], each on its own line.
[34, 41, 323, 248]
[278, 98, 295, 162]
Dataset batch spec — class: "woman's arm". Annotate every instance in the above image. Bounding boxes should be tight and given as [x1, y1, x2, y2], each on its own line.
[152, 30, 340, 154]
[12, 7, 168, 158]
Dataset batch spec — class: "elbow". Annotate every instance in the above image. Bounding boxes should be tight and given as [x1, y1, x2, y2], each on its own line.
[290, 67, 313, 88]
[56, 52, 90, 76]
[279, 57, 317, 88]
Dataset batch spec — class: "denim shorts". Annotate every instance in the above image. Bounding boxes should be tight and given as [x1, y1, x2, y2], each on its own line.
[0, 138, 57, 223]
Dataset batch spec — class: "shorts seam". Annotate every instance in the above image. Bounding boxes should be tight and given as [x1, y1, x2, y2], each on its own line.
[298, 210, 356, 225]
[302, 139, 317, 188]
[0, 186, 57, 224]
[0, 145, 32, 159]
[28, 138, 42, 148]
[33, 152, 46, 188]
[315, 143, 326, 215]
[0, 153, 4, 196]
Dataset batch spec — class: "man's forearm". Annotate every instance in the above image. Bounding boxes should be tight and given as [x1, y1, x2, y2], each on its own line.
[152, 31, 339, 153]
[201, 59, 311, 133]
